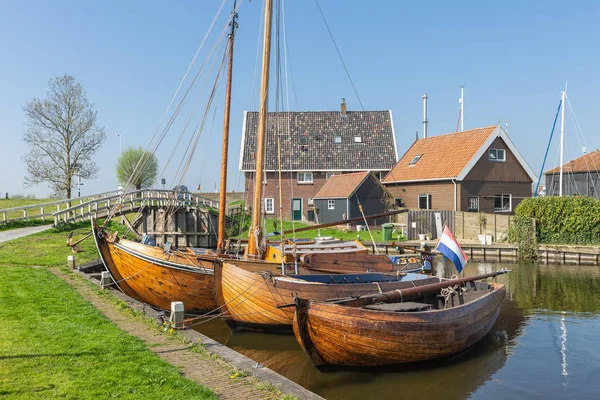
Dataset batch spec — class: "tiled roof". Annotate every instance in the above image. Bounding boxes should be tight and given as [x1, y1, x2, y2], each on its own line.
[313, 171, 370, 199]
[239, 111, 397, 171]
[545, 149, 600, 174]
[383, 126, 497, 183]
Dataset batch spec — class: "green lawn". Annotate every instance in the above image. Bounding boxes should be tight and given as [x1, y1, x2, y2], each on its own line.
[0, 266, 217, 399]
[0, 220, 133, 267]
[0, 198, 53, 209]
[232, 217, 402, 242]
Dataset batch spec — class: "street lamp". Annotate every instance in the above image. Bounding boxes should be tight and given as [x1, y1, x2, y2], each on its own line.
[116, 133, 122, 155]
[73, 163, 83, 198]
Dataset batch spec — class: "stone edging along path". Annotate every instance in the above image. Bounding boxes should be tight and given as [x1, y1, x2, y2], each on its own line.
[53, 267, 324, 400]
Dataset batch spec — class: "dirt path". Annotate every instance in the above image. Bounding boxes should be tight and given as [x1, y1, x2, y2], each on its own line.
[0, 225, 52, 243]
[51, 268, 284, 400]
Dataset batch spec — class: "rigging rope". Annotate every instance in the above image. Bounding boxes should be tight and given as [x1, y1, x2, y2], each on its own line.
[535, 100, 562, 197]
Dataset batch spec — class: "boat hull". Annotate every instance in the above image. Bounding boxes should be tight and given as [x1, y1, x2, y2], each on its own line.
[292, 283, 506, 368]
[214, 261, 438, 333]
[92, 222, 218, 314]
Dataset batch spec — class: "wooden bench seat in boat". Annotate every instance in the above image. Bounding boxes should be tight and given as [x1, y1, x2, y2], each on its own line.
[363, 302, 432, 312]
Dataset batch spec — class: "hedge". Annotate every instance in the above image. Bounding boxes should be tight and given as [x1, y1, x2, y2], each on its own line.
[515, 196, 600, 245]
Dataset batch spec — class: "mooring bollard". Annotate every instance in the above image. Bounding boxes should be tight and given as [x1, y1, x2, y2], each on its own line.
[67, 255, 76, 269]
[169, 301, 185, 329]
[100, 271, 112, 288]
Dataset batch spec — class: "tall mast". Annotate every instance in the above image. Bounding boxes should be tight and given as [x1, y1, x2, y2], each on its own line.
[461, 85, 465, 131]
[217, 1, 238, 252]
[247, 0, 274, 258]
[559, 84, 567, 197]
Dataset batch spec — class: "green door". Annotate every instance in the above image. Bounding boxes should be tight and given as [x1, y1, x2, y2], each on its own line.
[292, 198, 302, 221]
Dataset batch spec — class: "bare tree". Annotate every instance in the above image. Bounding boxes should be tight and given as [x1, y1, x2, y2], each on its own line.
[116, 147, 158, 190]
[22, 75, 106, 198]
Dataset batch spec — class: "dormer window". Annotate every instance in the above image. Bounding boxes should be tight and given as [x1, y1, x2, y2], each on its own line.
[409, 154, 423, 166]
[334, 136, 342, 144]
[353, 136, 362, 143]
[489, 149, 506, 162]
[299, 136, 308, 145]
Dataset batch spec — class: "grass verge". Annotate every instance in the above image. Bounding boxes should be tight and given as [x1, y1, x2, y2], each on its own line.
[0, 220, 53, 232]
[0, 220, 133, 267]
[0, 266, 217, 399]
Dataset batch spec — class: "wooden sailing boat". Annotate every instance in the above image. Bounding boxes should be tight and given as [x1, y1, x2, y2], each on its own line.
[292, 271, 508, 369]
[214, 261, 437, 333]
[92, 1, 390, 314]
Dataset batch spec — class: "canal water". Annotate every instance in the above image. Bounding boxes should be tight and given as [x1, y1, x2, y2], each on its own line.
[193, 261, 600, 399]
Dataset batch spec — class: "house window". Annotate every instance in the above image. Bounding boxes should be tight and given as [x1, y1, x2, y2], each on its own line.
[468, 197, 479, 212]
[299, 136, 308, 145]
[297, 172, 313, 184]
[308, 198, 314, 205]
[409, 154, 423, 166]
[328, 200, 335, 210]
[489, 149, 506, 162]
[353, 136, 362, 143]
[326, 171, 340, 180]
[264, 198, 274, 214]
[333, 136, 342, 144]
[418, 194, 432, 209]
[494, 194, 511, 212]
[394, 197, 403, 207]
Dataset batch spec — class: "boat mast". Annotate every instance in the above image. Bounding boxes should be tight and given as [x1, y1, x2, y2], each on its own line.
[559, 84, 567, 197]
[217, 1, 239, 253]
[247, 0, 274, 258]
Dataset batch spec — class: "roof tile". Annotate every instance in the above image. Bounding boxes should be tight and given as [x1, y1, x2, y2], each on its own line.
[240, 111, 396, 171]
[383, 126, 497, 182]
[545, 149, 600, 174]
[313, 171, 371, 199]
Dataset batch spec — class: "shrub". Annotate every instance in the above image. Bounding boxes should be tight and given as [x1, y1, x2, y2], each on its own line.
[515, 196, 600, 245]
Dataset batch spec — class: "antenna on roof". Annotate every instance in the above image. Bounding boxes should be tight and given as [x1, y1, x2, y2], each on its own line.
[422, 94, 428, 138]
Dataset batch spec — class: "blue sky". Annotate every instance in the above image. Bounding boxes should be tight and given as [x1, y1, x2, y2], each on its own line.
[1, 0, 599, 198]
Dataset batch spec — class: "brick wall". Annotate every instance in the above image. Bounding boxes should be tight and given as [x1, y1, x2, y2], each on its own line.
[244, 172, 326, 220]
[385, 181, 457, 210]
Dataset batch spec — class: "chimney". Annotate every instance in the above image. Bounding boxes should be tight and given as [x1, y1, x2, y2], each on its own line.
[340, 98, 347, 115]
[422, 94, 428, 138]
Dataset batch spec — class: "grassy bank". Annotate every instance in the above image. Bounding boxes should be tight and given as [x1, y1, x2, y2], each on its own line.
[0, 220, 132, 267]
[0, 266, 217, 399]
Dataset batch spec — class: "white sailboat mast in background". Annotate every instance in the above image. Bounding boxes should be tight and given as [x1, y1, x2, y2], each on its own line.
[559, 83, 567, 197]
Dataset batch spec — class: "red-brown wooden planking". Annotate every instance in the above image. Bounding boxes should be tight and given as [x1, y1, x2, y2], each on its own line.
[214, 261, 440, 332]
[293, 283, 505, 367]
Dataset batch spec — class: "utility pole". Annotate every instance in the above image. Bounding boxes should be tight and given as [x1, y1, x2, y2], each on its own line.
[461, 85, 465, 131]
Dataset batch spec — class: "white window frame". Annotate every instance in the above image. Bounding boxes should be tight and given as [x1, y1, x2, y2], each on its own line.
[353, 136, 362, 143]
[409, 154, 423, 166]
[494, 194, 512, 212]
[328, 200, 335, 210]
[297, 172, 313, 184]
[488, 149, 506, 162]
[418, 194, 432, 210]
[333, 135, 342, 144]
[264, 198, 274, 214]
[468, 196, 479, 212]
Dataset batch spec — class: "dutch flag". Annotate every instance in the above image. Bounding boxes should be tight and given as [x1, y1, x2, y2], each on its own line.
[435, 226, 468, 273]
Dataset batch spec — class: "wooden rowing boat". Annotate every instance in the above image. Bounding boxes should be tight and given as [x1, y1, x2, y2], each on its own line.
[214, 261, 438, 333]
[292, 271, 508, 369]
[300, 252, 424, 274]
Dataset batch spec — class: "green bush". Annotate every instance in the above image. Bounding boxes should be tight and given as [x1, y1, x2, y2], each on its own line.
[508, 215, 538, 262]
[515, 196, 600, 245]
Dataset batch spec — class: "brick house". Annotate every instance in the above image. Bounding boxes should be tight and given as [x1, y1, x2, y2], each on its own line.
[239, 102, 397, 221]
[544, 149, 600, 199]
[382, 125, 536, 214]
